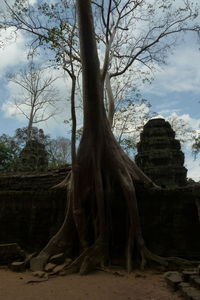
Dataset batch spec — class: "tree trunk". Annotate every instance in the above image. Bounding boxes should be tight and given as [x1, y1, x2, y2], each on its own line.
[27, 112, 34, 142]
[106, 74, 115, 127]
[30, 0, 199, 274]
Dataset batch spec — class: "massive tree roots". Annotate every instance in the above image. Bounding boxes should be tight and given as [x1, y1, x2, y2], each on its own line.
[30, 128, 200, 276]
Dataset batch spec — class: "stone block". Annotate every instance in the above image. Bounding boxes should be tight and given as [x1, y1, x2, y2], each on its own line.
[182, 269, 199, 281]
[190, 275, 200, 289]
[164, 271, 183, 291]
[135, 118, 187, 187]
[179, 282, 200, 300]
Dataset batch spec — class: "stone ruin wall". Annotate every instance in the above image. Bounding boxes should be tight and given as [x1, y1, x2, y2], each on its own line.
[0, 167, 199, 259]
[0, 118, 199, 260]
[0, 168, 68, 252]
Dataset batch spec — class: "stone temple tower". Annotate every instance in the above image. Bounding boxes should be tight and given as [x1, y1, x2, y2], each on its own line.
[135, 118, 187, 187]
[17, 140, 48, 173]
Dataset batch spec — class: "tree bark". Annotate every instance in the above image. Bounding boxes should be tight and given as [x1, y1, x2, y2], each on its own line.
[30, 0, 200, 274]
[106, 74, 115, 127]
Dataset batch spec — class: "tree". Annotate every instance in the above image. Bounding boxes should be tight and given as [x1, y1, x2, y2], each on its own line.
[0, 128, 71, 173]
[29, 0, 200, 275]
[167, 113, 196, 144]
[0, 134, 20, 173]
[192, 133, 200, 159]
[7, 60, 60, 142]
[113, 100, 156, 157]
[0, 128, 51, 173]
[2, 0, 199, 142]
[0, 141, 12, 172]
[1, 0, 81, 161]
[47, 137, 71, 168]
[14, 127, 50, 147]
[91, 0, 200, 127]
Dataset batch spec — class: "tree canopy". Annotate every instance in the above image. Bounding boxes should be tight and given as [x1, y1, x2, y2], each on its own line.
[1, 0, 200, 146]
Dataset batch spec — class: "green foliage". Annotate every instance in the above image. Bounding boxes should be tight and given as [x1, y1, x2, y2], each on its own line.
[0, 127, 71, 173]
[11, 0, 79, 67]
[0, 134, 20, 173]
[0, 142, 11, 171]
[14, 127, 50, 148]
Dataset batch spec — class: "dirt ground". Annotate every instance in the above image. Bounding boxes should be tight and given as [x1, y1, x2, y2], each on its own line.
[0, 268, 181, 300]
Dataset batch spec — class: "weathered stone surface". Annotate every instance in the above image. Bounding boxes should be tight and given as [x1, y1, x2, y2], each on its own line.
[0, 190, 67, 252]
[164, 271, 183, 291]
[0, 166, 70, 190]
[183, 269, 199, 281]
[17, 141, 48, 172]
[164, 268, 200, 300]
[135, 118, 187, 187]
[190, 275, 200, 289]
[137, 184, 200, 259]
[179, 282, 200, 300]
[0, 167, 199, 262]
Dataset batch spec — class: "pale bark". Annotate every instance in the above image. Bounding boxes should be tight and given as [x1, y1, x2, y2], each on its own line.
[105, 74, 115, 127]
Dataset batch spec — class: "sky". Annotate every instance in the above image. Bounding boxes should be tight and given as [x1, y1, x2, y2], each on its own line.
[0, 2, 199, 181]
[142, 34, 200, 181]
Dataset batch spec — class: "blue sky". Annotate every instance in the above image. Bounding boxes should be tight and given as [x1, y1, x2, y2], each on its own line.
[0, 6, 199, 180]
[142, 34, 200, 181]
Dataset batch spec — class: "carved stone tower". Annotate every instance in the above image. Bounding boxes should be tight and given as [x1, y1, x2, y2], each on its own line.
[135, 118, 187, 187]
[17, 140, 48, 172]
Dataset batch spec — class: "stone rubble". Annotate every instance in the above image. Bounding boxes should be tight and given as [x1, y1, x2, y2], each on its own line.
[164, 267, 200, 300]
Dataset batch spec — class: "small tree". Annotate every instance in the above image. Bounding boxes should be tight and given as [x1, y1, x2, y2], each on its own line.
[47, 137, 71, 168]
[8, 61, 60, 142]
[0, 142, 12, 172]
[192, 133, 200, 159]
[0, 134, 20, 173]
[14, 127, 50, 147]
[113, 101, 156, 157]
[167, 114, 196, 144]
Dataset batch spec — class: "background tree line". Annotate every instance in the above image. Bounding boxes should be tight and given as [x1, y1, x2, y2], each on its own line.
[0, 127, 71, 173]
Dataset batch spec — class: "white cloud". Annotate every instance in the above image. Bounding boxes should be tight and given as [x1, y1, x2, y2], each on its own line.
[144, 40, 200, 96]
[0, 28, 27, 74]
[185, 155, 200, 182]
[2, 100, 19, 118]
[1, 66, 82, 138]
[158, 108, 182, 115]
[178, 113, 200, 130]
